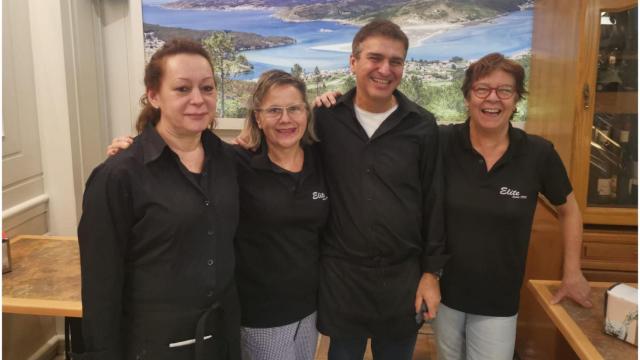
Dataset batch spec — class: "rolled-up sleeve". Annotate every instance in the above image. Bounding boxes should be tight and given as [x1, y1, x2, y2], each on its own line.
[77, 163, 133, 358]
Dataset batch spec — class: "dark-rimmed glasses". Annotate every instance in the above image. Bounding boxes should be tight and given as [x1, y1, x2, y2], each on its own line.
[471, 85, 516, 100]
[256, 103, 307, 120]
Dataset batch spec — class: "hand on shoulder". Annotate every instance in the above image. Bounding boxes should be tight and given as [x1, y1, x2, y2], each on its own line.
[106, 136, 134, 156]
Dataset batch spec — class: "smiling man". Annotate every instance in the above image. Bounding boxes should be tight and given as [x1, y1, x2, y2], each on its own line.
[314, 20, 448, 360]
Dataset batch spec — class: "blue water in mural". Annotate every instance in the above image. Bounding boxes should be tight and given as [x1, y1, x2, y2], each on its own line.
[142, 4, 532, 80]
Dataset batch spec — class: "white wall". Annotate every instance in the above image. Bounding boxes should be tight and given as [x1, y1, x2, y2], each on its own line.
[2, 0, 49, 237]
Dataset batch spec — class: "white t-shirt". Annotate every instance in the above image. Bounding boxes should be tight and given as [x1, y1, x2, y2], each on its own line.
[354, 104, 398, 138]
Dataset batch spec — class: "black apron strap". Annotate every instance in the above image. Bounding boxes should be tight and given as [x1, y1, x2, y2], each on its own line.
[194, 279, 235, 360]
[194, 302, 221, 360]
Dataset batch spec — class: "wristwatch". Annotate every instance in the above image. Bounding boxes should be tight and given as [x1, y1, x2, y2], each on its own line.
[429, 269, 443, 280]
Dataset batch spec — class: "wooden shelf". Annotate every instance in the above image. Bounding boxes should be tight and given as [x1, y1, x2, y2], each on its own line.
[581, 228, 638, 272]
[583, 206, 638, 226]
[595, 91, 638, 114]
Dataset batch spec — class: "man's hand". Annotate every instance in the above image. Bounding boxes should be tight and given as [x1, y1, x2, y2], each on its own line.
[106, 136, 133, 156]
[551, 272, 592, 308]
[313, 91, 342, 108]
[414, 272, 441, 321]
[232, 127, 256, 151]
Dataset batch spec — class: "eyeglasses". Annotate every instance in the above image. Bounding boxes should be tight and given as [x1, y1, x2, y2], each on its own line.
[256, 103, 307, 120]
[471, 85, 516, 100]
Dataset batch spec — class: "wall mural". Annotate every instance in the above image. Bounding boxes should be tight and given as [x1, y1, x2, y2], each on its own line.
[142, 0, 534, 122]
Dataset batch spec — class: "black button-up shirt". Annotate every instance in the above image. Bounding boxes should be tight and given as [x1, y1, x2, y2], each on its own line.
[314, 89, 447, 338]
[440, 121, 572, 316]
[233, 143, 329, 327]
[78, 125, 239, 359]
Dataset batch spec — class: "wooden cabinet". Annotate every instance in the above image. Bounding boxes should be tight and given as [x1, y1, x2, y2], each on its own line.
[581, 227, 638, 282]
[524, 0, 638, 274]
[516, 1, 638, 358]
[526, 0, 638, 226]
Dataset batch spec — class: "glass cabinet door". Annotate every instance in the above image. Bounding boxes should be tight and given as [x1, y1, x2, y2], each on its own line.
[588, 6, 638, 209]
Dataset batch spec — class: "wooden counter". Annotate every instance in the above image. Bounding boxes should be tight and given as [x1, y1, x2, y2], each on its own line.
[2, 235, 82, 317]
[528, 280, 637, 360]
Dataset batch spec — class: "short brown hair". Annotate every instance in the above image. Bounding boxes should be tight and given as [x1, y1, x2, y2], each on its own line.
[243, 69, 318, 149]
[461, 53, 527, 101]
[351, 19, 409, 58]
[136, 38, 215, 133]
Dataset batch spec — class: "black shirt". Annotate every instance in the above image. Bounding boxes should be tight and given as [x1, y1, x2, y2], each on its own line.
[233, 143, 329, 327]
[440, 121, 572, 317]
[78, 125, 240, 359]
[314, 89, 448, 338]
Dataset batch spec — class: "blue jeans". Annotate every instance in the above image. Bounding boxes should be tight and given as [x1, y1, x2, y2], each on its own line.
[327, 334, 417, 360]
[433, 303, 518, 360]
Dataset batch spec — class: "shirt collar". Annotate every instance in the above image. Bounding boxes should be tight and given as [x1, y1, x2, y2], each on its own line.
[249, 138, 314, 175]
[249, 138, 272, 171]
[140, 122, 168, 164]
[458, 119, 527, 158]
[336, 87, 421, 117]
[140, 122, 216, 165]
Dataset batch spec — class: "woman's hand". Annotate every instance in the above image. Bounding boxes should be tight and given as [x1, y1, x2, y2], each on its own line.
[106, 136, 133, 156]
[551, 272, 592, 308]
[313, 91, 342, 108]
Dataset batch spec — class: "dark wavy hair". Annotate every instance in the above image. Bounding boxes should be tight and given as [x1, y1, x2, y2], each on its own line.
[135, 38, 215, 133]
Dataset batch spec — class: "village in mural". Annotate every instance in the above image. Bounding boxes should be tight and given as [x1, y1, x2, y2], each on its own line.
[142, 0, 534, 122]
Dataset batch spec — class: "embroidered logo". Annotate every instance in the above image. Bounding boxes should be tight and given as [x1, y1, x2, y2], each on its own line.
[499, 187, 528, 200]
[312, 192, 328, 201]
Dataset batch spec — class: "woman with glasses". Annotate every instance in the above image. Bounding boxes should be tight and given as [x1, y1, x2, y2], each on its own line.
[107, 69, 328, 360]
[232, 69, 328, 360]
[433, 53, 591, 359]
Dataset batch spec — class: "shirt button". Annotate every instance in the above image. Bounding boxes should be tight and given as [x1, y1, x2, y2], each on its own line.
[204, 200, 210, 206]
[207, 229, 214, 236]
[478, 159, 484, 164]
[207, 259, 214, 266]
[202, 172, 208, 176]
[207, 291, 214, 297]
[366, 197, 373, 201]
[365, 168, 371, 173]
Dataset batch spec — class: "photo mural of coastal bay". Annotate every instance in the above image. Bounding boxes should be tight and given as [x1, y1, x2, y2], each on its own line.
[142, 0, 534, 122]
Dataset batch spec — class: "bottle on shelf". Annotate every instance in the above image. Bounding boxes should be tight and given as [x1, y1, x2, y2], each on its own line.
[593, 113, 621, 161]
[589, 145, 615, 205]
[597, 48, 623, 91]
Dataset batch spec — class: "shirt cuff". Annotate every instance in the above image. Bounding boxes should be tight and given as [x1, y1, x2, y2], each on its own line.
[421, 254, 449, 274]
